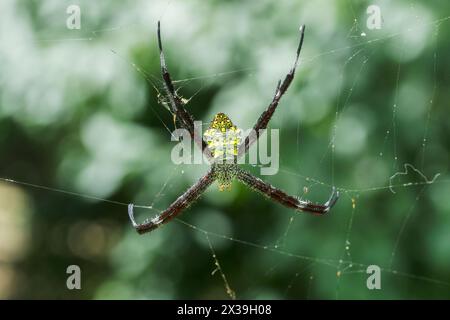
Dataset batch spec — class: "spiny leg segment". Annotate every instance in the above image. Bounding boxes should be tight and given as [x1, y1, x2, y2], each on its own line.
[128, 169, 216, 234]
[157, 21, 212, 161]
[238, 25, 305, 158]
[236, 168, 339, 214]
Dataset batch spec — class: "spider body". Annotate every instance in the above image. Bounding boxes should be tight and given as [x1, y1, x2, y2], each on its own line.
[204, 113, 241, 191]
[128, 22, 339, 234]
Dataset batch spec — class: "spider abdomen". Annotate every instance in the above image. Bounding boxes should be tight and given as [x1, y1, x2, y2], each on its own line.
[204, 113, 242, 160]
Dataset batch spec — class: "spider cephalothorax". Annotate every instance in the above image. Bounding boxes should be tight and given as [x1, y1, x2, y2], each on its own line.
[128, 22, 339, 234]
[211, 163, 238, 191]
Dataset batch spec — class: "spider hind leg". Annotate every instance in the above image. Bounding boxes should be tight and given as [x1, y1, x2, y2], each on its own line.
[236, 168, 339, 215]
[128, 169, 216, 234]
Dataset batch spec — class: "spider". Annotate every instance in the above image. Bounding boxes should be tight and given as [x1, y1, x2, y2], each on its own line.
[128, 22, 339, 234]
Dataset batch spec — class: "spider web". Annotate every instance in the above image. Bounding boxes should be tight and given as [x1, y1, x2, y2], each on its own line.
[0, 0, 449, 299]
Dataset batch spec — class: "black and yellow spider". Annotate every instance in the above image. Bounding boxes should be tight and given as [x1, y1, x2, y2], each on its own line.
[128, 22, 339, 234]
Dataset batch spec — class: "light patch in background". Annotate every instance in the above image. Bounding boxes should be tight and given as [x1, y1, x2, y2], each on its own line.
[257, 43, 296, 92]
[209, 80, 261, 130]
[75, 159, 125, 198]
[353, 156, 390, 188]
[302, 0, 338, 37]
[245, 288, 282, 300]
[108, 75, 146, 119]
[81, 113, 155, 163]
[97, 228, 174, 296]
[95, 276, 174, 299]
[76, 112, 157, 198]
[383, 3, 434, 62]
[110, 229, 164, 279]
[192, 209, 233, 250]
[0, 183, 31, 298]
[396, 79, 429, 123]
[296, 90, 333, 125]
[306, 61, 342, 105]
[0, 0, 124, 126]
[94, 280, 135, 299]
[67, 221, 120, 260]
[23, 78, 65, 125]
[334, 113, 368, 156]
[427, 223, 450, 266]
[429, 179, 450, 214]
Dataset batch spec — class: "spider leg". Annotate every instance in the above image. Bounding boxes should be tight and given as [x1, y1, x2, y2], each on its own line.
[128, 169, 216, 234]
[157, 21, 212, 160]
[236, 168, 338, 214]
[238, 25, 306, 158]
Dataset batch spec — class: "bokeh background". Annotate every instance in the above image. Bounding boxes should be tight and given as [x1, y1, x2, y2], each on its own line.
[0, 0, 449, 299]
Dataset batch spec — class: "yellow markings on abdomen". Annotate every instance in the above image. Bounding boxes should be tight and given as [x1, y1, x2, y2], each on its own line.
[204, 113, 242, 159]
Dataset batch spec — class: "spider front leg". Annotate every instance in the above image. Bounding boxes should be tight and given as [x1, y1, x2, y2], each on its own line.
[128, 169, 216, 234]
[236, 168, 339, 215]
[157, 21, 212, 161]
[238, 25, 306, 158]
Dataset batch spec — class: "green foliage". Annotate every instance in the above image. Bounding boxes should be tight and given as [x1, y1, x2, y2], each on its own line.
[0, 0, 449, 299]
